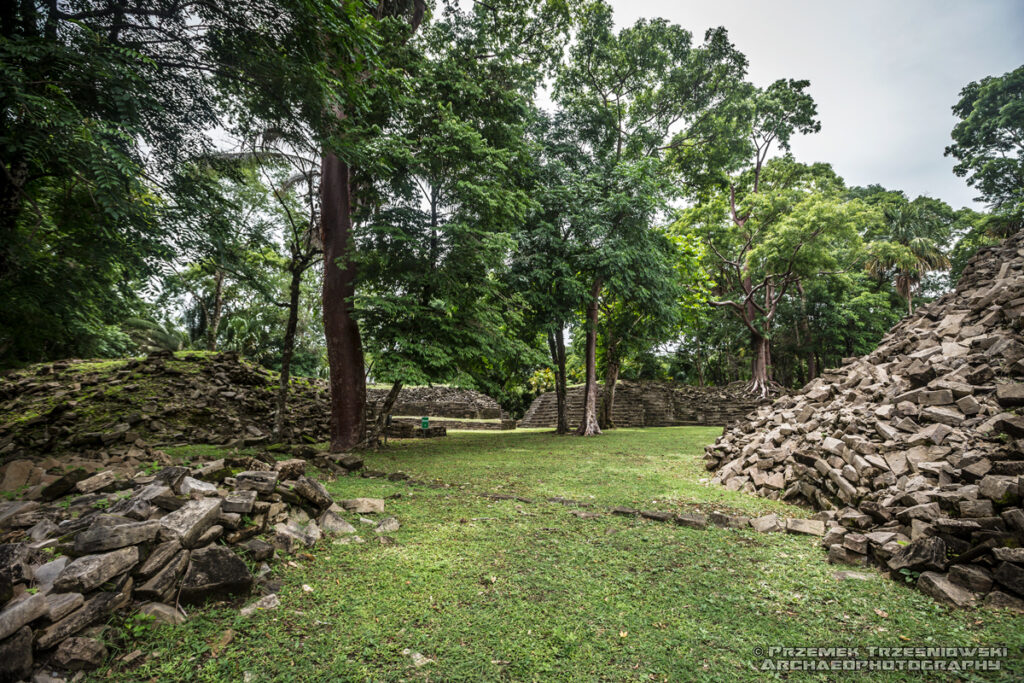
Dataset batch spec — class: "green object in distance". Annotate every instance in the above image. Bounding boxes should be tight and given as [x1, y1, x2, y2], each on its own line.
[421, 417, 429, 430]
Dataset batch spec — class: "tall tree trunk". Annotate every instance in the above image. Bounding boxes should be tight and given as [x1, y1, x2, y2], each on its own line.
[365, 379, 402, 448]
[207, 269, 224, 351]
[600, 359, 620, 430]
[796, 280, 817, 382]
[273, 265, 303, 440]
[599, 333, 619, 430]
[321, 152, 366, 452]
[577, 280, 602, 436]
[750, 332, 772, 398]
[547, 327, 569, 435]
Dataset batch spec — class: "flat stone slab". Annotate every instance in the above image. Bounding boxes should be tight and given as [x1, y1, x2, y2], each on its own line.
[54, 546, 138, 593]
[135, 549, 189, 602]
[73, 520, 160, 554]
[709, 512, 750, 529]
[339, 498, 385, 514]
[235, 471, 278, 493]
[36, 590, 123, 649]
[751, 514, 783, 533]
[917, 571, 979, 608]
[0, 592, 48, 641]
[0, 625, 33, 682]
[293, 476, 332, 510]
[785, 518, 826, 536]
[159, 497, 222, 548]
[180, 476, 218, 497]
[179, 545, 252, 605]
[222, 490, 257, 514]
[318, 511, 357, 535]
[675, 513, 707, 529]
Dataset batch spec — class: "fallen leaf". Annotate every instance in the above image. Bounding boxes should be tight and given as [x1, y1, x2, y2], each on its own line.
[874, 608, 888, 618]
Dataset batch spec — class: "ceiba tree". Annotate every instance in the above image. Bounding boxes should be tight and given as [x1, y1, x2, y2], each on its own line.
[679, 157, 876, 397]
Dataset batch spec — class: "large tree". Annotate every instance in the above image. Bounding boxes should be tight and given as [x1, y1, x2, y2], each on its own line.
[0, 0, 377, 366]
[946, 65, 1024, 220]
[680, 158, 876, 396]
[553, 0, 747, 434]
[319, 1, 568, 450]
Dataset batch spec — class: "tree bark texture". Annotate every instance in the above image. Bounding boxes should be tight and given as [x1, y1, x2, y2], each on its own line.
[577, 281, 603, 436]
[321, 152, 366, 452]
[273, 265, 303, 440]
[547, 327, 569, 435]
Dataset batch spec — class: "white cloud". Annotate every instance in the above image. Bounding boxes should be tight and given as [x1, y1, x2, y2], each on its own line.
[607, 0, 1024, 209]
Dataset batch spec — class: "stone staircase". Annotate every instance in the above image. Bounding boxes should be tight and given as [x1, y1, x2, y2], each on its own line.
[519, 381, 766, 429]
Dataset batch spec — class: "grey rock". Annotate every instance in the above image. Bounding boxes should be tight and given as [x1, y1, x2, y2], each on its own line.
[235, 471, 278, 493]
[36, 589, 124, 649]
[73, 520, 160, 554]
[292, 476, 332, 510]
[338, 498, 384, 514]
[75, 471, 117, 494]
[45, 592, 84, 622]
[992, 547, 1024, 563]
[887, 537, 947, 573]
[137, 539, 183, 579]
[917, 571, 979, 608]
[375, 517, 400, 534]
[948, 564, 993, 593]
[54, 546, 138, 593]
[983, 590, 1024, 612]
[0, 626, 32, 682]
[827, 544, 868, 566]
[222, 490, 257, 514]
[994, 561, 1024, 595]
[238, 538, 274, 562]
[179, 545, 252, 605]
[33, 556, 69, 593]
[751, 514, 783, 533]
[785, 518, 826, 536]
[708, 512, 750, 529]
[179, 476, 217, 497]
[134, 549, 189, 602]
[159, 497, 222, 548]
[317, 511, 356, 535]
[53, 637, 107, 671]
[240, 593, 280, 617]
[674, 512, 707, 529]
[138, 602, 186, 625]
[0, 592, 48, 641]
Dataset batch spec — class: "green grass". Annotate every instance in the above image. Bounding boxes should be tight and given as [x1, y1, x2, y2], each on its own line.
[95, 428, 1023, 682]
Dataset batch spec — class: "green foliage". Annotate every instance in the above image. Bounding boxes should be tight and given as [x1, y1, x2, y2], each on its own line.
[946, 65, 1024, 217]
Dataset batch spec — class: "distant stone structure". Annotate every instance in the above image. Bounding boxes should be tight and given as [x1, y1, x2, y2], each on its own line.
[370, 386, 501, 420]
[518, 380, 767, 429]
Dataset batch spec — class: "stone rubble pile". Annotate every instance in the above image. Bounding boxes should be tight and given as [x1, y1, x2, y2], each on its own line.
[704, 230, 1024, 610]
[0, 456, 394, 681]
[0, 353, 505, 466]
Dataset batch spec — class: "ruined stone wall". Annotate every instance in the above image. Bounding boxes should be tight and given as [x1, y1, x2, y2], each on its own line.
[371, 386, 501, 420]
[518, 381, 766, 429]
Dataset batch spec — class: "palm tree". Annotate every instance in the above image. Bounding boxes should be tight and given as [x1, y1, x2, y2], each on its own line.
[865, 205, 950, 315]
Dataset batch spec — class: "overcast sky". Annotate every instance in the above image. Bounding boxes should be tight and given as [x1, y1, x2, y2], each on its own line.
[602, 0, 1024, 210]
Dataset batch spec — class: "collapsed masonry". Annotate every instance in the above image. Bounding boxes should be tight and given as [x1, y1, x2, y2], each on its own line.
[519, 380, 767, 429]
[705, 230, 1024, 610]
[0, 455, 396, 680]
[0, 353, 504, 464]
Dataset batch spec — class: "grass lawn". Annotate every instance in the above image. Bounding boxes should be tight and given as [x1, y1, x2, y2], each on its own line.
[104, 428, 1023, 682]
